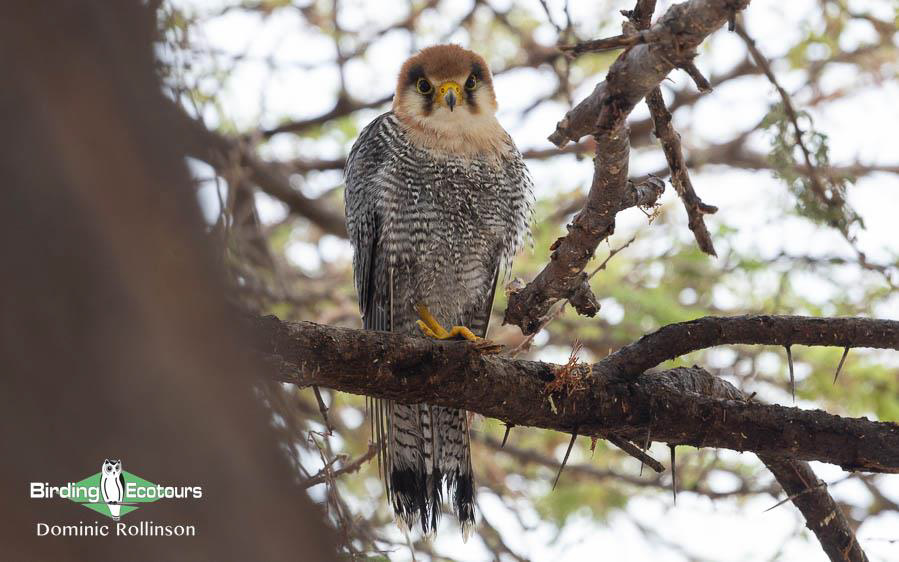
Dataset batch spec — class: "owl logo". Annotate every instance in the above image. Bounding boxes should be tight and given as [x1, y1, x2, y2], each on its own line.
[100, 459, 125, 520]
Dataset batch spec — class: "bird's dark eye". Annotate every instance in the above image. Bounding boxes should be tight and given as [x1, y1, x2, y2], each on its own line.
[465, 75, 477, 91]
[416, 78, 432, 95]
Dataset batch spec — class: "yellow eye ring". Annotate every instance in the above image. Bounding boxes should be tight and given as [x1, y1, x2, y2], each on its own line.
[416, 78, 433, 95]
[465, 75, 477, 91]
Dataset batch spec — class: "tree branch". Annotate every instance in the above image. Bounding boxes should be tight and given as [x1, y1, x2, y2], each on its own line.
[249, 314, 899, 474]
[547, 0, 751, 147]
[760, 456, 868, 562]
[628, 0, 717, 257]
[595, 314, 899, 381]
[733, 22, 838, 208]
[505, 0, 750, 334]
[645, 85, 718, 256]
[171, 101, 348, 237]
[503, 125, 631, 333]
[261, 94, 391, 138]
[601, 5, 870, 558]
[475, 432, 776, 498]
[300, 443, 379, 489]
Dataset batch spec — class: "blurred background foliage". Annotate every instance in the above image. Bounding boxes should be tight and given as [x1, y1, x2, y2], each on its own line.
[155, 0, 897, 559]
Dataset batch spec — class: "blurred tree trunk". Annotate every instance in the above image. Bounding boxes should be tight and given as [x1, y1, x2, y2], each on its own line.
[0, 2, 335, 560]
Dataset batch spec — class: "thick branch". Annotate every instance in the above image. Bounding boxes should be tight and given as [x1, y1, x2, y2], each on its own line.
[596, 314, 899, 380]
[250, 315, 899, 473]
[504, 126, 631, 333]
[616, 4, 868, 558]
[506, 0, 749, 334]
[761, 456, 868, 562]
[548, 0, 751, 146]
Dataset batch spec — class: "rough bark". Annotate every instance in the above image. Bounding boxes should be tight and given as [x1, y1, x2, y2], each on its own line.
[506, 0, 751, 334]
[548, 0, 752, 146]
[761, 456, 868, 562]
[645, 87, 719, 256]
[249, 315, 899, 474]
[503, 126, 631, 333]
[596, 315, 899, 380]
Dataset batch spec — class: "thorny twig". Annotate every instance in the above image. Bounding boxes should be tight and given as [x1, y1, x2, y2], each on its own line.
[552, 430, 578, 490]
[301, 442, 380, 489]
[734, 22, 838, 208]
[645, 87, 719, 256]
[785, 345, 796, 402]
[607, 433, 664, 473]
[624, 4, 718, 257]
[833, 347, 850, 384]
[507, 235, 638, 358]
[312, 385, 334, 434]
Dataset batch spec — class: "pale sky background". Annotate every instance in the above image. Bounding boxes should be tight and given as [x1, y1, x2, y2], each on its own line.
[174, 0, 899, 559]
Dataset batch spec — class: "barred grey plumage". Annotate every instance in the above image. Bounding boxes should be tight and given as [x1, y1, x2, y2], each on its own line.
[344, 45, 532, 535]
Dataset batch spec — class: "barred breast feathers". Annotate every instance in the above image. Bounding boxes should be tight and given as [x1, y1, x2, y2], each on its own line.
[347, 111, 533, 280]
[344, 107, 533, 535]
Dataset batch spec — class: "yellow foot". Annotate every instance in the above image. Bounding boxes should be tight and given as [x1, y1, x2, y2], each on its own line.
[415, 304, 504, 354]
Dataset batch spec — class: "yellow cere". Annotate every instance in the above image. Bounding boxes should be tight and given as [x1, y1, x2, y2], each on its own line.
[437, 81, 462, 104]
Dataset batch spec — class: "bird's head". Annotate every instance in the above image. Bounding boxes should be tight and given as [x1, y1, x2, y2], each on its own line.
[393, 44, 506, 156]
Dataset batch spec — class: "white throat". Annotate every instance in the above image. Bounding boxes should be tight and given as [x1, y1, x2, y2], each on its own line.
[394, 97, 511, 159]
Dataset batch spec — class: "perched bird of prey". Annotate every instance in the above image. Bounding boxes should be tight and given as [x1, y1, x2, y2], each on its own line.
[344, 44, 533, 535]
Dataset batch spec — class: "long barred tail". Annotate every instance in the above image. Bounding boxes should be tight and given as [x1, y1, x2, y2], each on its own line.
[375, 400, 474, 535]
[434, 406, 474, 533]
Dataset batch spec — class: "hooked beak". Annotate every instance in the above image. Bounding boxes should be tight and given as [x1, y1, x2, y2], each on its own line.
[437, 81, 462, 112]
[445, 90, 457, 111]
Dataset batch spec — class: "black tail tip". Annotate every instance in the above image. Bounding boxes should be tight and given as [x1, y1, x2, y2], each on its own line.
[390, 468, 476, 535]
[453, 472, 476, 528]
[389, 467, 430, 532]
